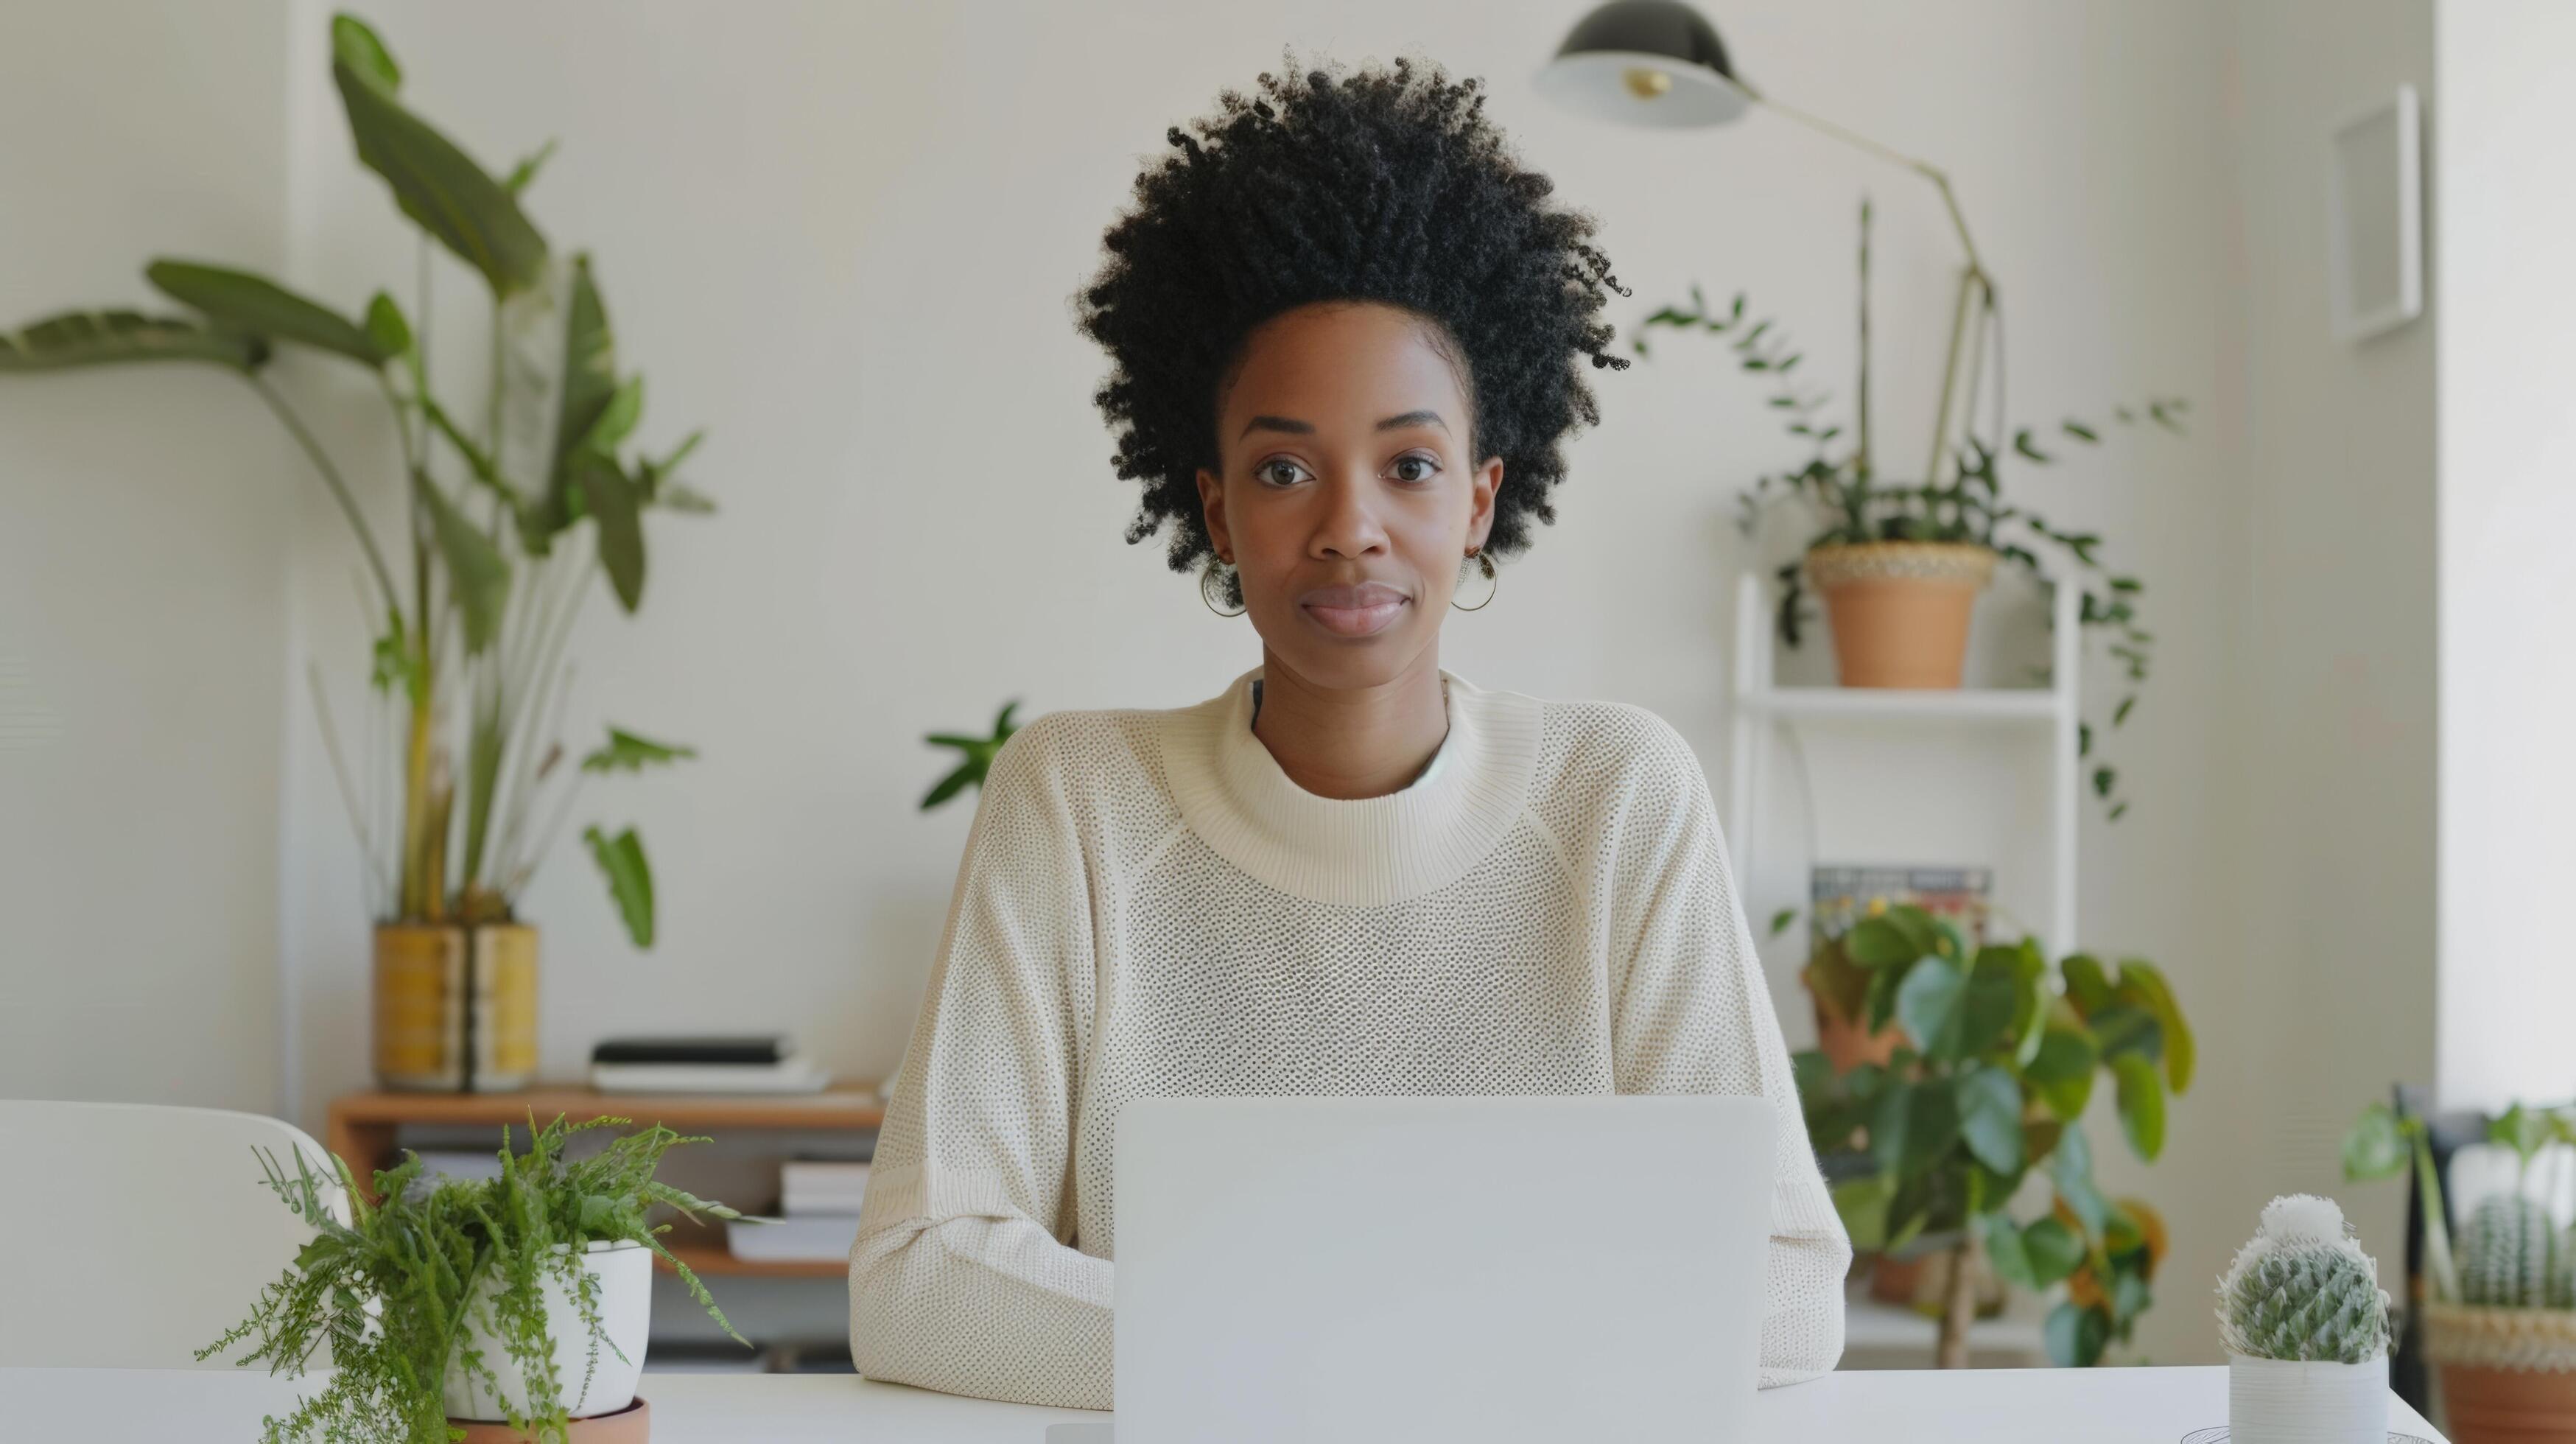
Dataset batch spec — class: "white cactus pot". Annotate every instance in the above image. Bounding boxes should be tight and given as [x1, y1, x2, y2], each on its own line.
[2226, 1352, 2388, 1444]
[441, 1239, 653, 1422]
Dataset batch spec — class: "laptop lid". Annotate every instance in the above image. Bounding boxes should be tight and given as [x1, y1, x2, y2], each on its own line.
[1110, 1094, 1774, 1444]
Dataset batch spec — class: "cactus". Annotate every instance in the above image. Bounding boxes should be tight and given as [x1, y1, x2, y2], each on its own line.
[2457, 1194, 2576, 1308]
[2217, 1194, 2392, 1364]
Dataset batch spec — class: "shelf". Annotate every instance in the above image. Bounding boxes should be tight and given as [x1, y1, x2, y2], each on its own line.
[330, 1082, 885, 1132]
[1739, 686, 2065, 723]
[659, 1244, 846, 1281]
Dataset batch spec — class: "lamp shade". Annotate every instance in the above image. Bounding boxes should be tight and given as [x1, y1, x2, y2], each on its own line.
[1534, 0, 1750, 129]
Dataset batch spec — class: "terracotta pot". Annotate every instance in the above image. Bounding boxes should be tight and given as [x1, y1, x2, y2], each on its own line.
[452, 1398, 649, 1443]
[2426, 1300, 2576, 1443]
[373, 920, 538, 1093]
[1806, 542, 1997, 689]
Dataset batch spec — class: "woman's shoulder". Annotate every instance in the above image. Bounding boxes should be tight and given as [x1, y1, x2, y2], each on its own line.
[1463, 683, 1711, 819]
[978, 695, 1213, 809]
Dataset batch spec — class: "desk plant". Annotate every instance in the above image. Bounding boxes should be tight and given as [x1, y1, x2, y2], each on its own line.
[1635, 202, 2185, 819]
[202, 1115, 744, 1444]
[1794, 903, 2193, 1367]
[2217, 1194, 2393, 1442]
[2345, 1097, 2576, 1443]
[0, 13, 709, 1090]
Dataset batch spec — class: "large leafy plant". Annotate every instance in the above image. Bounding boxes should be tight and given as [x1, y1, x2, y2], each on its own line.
[0, 13, 704, 944]
[200, 1115, 744, 1444]
[1633, 202, 2185, 819]
[1794, 903, 2194, 1367]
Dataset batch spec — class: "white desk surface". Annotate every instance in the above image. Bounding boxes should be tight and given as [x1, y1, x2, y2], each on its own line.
[1, 1364, 2447, 1441]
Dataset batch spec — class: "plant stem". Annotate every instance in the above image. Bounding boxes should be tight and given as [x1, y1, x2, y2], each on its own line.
[1924, 267, 1986, 491]
[1856, 197, 1873, 489]
[1937, 1233, 1979, 1369]
[248, 376, 400, 611]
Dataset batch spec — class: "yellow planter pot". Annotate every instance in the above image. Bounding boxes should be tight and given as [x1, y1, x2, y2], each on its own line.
[1805, 542, 1998, 690]
[373, 921, 538, 1093]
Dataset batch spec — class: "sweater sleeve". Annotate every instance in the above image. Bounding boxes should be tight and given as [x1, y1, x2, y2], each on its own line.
[1607, 716, 1851, 1388]
[849, 718, 1115, 1409]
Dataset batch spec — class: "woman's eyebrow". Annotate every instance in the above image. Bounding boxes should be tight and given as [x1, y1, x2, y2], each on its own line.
[1238, 409, 1448, 439]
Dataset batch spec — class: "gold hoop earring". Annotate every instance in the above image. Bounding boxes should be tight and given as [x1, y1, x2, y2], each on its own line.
[1200, 556, 1246, 617]
[1453, 550, 1498, 611]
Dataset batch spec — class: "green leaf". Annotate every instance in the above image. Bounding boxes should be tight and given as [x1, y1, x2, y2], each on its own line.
[144, 261, 387, 364]
[1872, 1079, 1960, 1179]
[362, 291, 413, 359]
[524, 254, 619, 550]
[1895, 956, 1972, 1060]
[586, 375, 644, 454]
[582, 825, 655, 948]
[2060, 953, 2113, 1015]
[580, 455, 646, 612]
[2111, 1271, 2152, 1331]
[1981, 1210, 2036, 1289]
[2046, 1300, 2110, 1367]
[0, 309, 265, 371]
[2050, 1122, 2111, 1239]
[582, 726, 696, 774]
[2492, 1102, 2554, 1170]
[1831, 1174, 1894, 1252]
[658, 482, 717, 515]
[2089, 1003, 2162, 1062]
[2112, 1053, 2166, 1160]
[2342, 1102, 2412, 1181]
[1962, 945, 2029, 1056]
[368, 610, 421, 701]
[1845, 914, 1928, 967]
[2024, 1216, 2085, 1287]
[504, 138, 558, 195]
[460, 695, 504, 887]
[330, 13, 401, 92]
[2063, 419, 2100, 443]
[333, 37, 549, 296]
[2026, 1025, 2099, 1121]
[2014, 428, 2054, 464]
[421, 479, 510, 653]
[919, 761, 976, 811]
[1956, 1065, 2025, 1175]
[2113, 959, 2193, 1093]
[1768, 907, 1798, 939]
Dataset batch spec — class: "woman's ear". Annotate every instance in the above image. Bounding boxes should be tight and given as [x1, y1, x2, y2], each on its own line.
[1196, 466, 1232, 561]
[1465, 457, 1505, 551]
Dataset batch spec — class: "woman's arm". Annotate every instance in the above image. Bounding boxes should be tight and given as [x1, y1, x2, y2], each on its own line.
[1607, 715, 1852, 1387]
[849, 718, 1115, 1410]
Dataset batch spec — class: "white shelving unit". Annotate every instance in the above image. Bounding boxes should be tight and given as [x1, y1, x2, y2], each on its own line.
[1725, 569, 2083, 958]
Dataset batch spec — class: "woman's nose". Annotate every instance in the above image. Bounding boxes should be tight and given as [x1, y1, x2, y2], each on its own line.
[1310, 472, 1390, 558]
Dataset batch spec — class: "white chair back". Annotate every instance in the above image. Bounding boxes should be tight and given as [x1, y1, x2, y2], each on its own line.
[0, 1100, 348, 1368]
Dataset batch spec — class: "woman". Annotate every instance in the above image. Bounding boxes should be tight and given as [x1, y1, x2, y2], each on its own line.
[849, 54, 1848, 1409]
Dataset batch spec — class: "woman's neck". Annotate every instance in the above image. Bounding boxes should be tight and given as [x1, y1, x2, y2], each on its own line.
[1251, 647, 1450, 800]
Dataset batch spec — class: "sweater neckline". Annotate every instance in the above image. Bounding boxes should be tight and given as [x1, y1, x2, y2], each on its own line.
[1160, 665, 1543, 906]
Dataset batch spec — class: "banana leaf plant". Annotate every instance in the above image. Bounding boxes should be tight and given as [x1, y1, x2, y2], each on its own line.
[1793, 904, 2194, 1367]
[0, 13, 707, 946]
[919, 702, 1021, 811]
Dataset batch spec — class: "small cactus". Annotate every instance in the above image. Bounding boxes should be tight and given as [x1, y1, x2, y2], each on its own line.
[2457, 1194, 2576, 1308]
[2217, 1194, 2391, 1364]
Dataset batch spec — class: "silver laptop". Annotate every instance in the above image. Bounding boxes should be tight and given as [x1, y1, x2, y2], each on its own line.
[1053, 1093, 1773, 1444]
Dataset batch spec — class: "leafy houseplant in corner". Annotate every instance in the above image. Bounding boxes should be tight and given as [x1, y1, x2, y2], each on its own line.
[0, 14, 710, 1091]
[2346, 1098, 2576, 1444]
[202, 1116, 745, 1443]
[1635, 202, 2185, 819]
[2217, 1194, 2393, 1444]
[1792, 904, 2193, 1367]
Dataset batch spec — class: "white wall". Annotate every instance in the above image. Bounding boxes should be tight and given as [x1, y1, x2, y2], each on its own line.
[0, 2, 296, 1113]
[2219, 0, 2438, 1301]
[2434, 0, 2576, 1115]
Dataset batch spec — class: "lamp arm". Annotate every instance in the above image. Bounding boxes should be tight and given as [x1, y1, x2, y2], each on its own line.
[1734, 77, 1989, 486]
[1733, 79, 1983, 275]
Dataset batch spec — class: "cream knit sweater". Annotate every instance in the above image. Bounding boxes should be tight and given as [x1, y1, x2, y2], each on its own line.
[849, 667, 1850, 1409]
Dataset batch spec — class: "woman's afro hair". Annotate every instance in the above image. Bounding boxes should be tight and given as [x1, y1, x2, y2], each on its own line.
[1075, 52, 1630, 586]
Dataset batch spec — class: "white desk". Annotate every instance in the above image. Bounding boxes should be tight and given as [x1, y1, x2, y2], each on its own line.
[1, 1364, 2447, 1441]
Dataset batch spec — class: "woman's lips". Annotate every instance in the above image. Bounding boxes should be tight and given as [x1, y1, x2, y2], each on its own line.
[1299, 582, 1411, 637]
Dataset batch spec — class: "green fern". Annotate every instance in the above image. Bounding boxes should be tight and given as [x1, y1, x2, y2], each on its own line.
[199, 1115, 745, 1444]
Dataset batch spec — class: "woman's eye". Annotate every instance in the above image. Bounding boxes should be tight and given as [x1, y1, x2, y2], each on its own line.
[1391, 454, 1441, 483]
[1256, 458, 1309, 486]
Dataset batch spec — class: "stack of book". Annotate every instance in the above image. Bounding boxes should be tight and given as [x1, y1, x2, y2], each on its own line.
[729, 1152, 875, 1263]
[588, 1035, 828, 1094]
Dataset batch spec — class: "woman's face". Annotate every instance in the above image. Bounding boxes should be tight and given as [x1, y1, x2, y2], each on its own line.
[1196, 301, 1503, 693]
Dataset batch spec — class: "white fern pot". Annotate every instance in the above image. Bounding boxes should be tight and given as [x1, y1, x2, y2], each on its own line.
[442, 1239, 653, 1422]
[2226, 1352, 2388, 1444]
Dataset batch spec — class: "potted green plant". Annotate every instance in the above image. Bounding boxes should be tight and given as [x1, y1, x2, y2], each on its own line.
[2217, 1194, 2393, 1443]
[1635, 202, 2186, 819]
[0, 13, 709, 1091]
[201, 1115, 745, 1443]
[2345, 1097, 2576, 1443]
[1793, 904, 2194, 1367]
